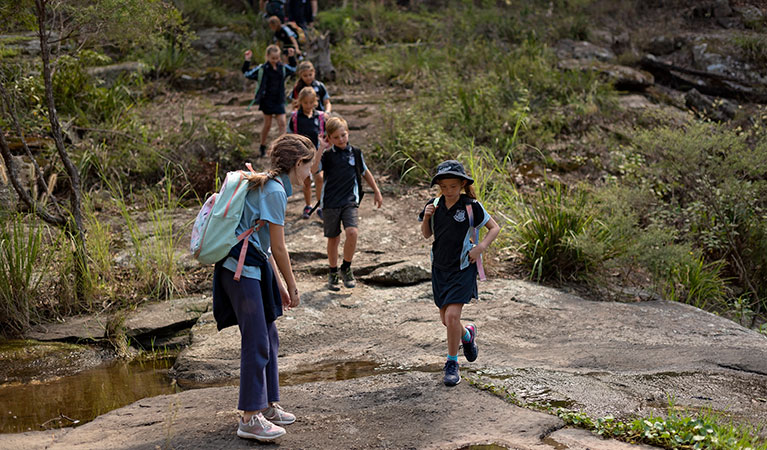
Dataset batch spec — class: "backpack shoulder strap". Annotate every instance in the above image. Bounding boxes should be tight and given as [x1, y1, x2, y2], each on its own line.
[465, 201, 487, 281]
[247, 64, 266, 111]
[429, 197, 440, 233]
[291, 111, 297, 133]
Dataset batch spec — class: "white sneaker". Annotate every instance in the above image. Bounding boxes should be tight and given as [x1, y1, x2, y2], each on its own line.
[263, 403, 296, 425]
[237, 413, 286, 441]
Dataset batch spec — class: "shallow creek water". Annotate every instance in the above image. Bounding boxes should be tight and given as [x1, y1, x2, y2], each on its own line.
[0, 357, 180, 434]
[0, 354, 443, 434]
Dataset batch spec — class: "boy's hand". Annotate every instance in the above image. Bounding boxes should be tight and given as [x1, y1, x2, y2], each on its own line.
[244, 50, 253, 61]
[374, 191, 383, 208]
[423, 204, 435, 218]
[287, 48, 295, 57]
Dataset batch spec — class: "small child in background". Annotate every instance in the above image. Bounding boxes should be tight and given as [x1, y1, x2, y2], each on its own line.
[312, 115, 383, 290]
[418, 160, 500, 387]
[242, 45, 296, 157]
[287, 86, 326, 219]
[267, 16, 301, 62]
[289, 61, 331, 113]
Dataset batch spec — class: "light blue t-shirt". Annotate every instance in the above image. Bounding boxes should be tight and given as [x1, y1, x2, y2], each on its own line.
[222, 173, 292, 280]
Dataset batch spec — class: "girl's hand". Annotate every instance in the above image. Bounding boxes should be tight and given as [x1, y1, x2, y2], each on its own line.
[244, 50, 253, 61]
[374, 192, 383, 209]
[280, 288, 291, 309]
[289, 289, 300, 308]
[423, 204, 435, 218]
[468, 244, 484, 263]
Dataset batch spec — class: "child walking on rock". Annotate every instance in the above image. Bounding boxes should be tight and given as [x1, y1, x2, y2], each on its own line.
[212, 134, 315, 441]
[242, 45, 296, 157]
[418, 160, 500, 386]
[312, 115, 383, 290]
[288, 86, 326, 218]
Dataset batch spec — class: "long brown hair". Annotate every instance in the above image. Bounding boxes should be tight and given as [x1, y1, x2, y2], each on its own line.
[245, 134, 315, 189]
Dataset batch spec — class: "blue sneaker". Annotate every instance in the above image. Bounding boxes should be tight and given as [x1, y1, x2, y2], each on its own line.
[462, 323, 478, 362]
[443, 360, 460, 386]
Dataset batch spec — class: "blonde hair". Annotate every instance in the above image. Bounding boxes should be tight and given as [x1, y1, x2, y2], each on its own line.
[267, 16, 281, 27]
[324, 116, 348, 137]
[296, 61, 315, 77]
[297, 86, 317, 104]
[265, 44, 280, 58]
[246, 134, 315, 189]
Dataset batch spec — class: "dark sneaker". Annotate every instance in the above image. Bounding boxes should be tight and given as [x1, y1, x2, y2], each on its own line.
[263, 403, 295, 425]
[443, 360, 461, 386]
[462, 323, 478, 362]
[237, 413, 286, 441]
[328, 271, 340, 291]
[317, 208, 323, 220]
[340, 266, 356, 288]
[302, 205, 312, 219]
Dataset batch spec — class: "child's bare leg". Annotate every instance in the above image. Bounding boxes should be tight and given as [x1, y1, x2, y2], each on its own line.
[442, 303, 464, 357]
[327, 235, 340, 267]
[302, 177, 312, 206]
[276, 114, 287, 135]
[260, 114, 273, 147]
[342, 226, 358, 263]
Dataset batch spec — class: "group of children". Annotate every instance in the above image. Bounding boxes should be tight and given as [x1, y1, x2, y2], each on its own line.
[231, 37, 500, 443]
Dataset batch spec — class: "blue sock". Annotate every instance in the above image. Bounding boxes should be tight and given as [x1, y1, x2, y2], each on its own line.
[462, 328, 471, 343]
[446, 354, 458, 362]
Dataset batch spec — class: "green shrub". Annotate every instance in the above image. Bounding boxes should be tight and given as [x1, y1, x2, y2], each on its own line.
[0, 215, 52, 336]
[513, 183, 603, 281]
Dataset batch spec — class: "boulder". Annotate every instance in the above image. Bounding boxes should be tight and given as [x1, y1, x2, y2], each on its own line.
[191, 28, 246, 53]
[734, 5, 765, 29]
[685, 88, 738, 121]
[87, 62, 148, 87]
[554, 39, 615, 62]
[646, 35, 677, 56]
[123, 296, 210, 346]
[25, 315, 107, 342]
[558, 59, 654, 91]
[361, 260, 430, 286]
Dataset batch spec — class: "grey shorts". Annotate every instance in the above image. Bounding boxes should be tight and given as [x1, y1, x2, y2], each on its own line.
[323, 204, 359, 238]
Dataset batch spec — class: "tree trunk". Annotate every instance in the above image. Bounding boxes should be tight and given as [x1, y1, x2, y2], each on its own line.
[35, 0, 89, 303]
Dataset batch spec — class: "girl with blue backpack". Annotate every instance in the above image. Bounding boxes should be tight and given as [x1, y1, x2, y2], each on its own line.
[418, 160, 500, 387]
[212, 134, 315, 442]
[243, 45, 296, 157]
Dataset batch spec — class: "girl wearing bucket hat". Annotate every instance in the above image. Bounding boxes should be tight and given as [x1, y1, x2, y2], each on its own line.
[418, 160, 500, 386]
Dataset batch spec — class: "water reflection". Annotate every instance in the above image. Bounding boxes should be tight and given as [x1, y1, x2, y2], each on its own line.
[0, 358, 180, 434]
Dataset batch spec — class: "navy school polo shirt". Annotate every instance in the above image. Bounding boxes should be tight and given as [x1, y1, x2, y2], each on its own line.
[418, 194, 489, 271]
[288, 110, 324, 148]
[319, 145, 368, 209]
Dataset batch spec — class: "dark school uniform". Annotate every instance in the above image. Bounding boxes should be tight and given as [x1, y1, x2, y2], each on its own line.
[273, 25, 297, 49]
[242, 60, 296, 115]
[288, 110, 324, 148]
[318, 144, 368, 209]
[418, 194, 490, 308]
[286, 0, 313, 28]
[289, 80, 331, 112]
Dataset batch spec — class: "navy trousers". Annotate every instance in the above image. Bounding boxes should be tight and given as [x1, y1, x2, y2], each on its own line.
[219, 267, 280, 411]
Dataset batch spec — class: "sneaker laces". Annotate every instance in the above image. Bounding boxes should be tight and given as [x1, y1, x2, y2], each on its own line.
[253, 413, 273, 430]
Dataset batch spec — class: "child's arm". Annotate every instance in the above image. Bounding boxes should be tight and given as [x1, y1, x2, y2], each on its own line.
[242, 50, 259, 79]
[269, 223, 300, 308]
[269, 254, 290, 309]
[468, 216, 501, 263]
[363, 169, 383, 208]
[323, 97, 331, 113]
[421, 204, 435, 239]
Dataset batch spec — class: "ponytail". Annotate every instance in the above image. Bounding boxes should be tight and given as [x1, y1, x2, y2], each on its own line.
[245, 134, 315, 189]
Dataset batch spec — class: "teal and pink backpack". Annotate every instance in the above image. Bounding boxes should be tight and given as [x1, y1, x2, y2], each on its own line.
[190, 163, 282, 280]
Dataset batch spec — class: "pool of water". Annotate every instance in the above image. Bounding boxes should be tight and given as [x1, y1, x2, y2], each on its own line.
[0, 357, 180, 434]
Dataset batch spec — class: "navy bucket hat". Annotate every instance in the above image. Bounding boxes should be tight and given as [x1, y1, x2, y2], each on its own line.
[430, 160, 474, 186]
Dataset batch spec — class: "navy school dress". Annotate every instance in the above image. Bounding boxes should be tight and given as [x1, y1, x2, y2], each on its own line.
[418, 194, 489, 308]
[242, 59, 296, 115]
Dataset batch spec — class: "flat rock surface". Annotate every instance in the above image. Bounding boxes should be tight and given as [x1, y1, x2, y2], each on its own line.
[123, 295, 210, 339]
[7, 372, 625, 450]
[25, 315, 108, 342]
